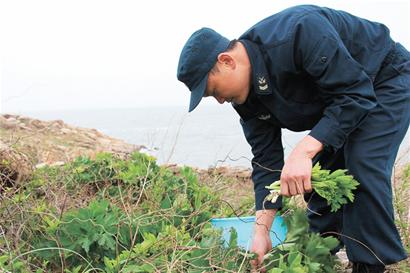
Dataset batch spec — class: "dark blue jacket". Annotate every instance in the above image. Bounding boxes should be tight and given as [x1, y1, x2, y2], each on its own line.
[232, 5, 394, 210]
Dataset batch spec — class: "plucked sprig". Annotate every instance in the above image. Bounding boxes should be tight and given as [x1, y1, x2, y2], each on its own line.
[265, 163, 360, 212]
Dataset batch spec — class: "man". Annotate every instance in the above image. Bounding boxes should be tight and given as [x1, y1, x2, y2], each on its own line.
[177, 5, 409, 273]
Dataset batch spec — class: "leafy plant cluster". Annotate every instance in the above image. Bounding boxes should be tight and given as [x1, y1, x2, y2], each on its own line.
[0, 152, 255, 272]
[265, 164, 359, 212]
[0, 151, 371, 272]
[262, 208, 339, 273]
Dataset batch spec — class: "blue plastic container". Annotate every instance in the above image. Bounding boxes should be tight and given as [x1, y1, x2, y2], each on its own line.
[210, 215, 287, 250]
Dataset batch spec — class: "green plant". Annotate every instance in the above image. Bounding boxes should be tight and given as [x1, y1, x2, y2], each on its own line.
[2, 151, 385, 272]
[263, 209, 339, 273]
[116, 152, 159, 185]
[0, 255, 25, 273]
[33, 199, 131, 268]
[65, 153, 117, 184]
[265, 163, 360, 212]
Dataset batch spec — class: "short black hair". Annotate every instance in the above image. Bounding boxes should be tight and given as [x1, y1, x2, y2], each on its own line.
[227, 39, 239, 51]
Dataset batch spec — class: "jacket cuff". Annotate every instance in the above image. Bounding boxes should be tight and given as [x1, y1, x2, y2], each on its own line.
[309, 117, 347, 153]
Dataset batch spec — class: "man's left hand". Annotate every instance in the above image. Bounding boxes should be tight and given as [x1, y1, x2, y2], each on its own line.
[279, 135, 323, 196]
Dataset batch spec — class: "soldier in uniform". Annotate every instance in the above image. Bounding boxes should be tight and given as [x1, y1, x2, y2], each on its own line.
[177, 5, 409, 272]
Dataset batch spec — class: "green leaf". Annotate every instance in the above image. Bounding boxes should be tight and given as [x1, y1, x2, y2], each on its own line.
[269, 268, 284, 273]
[283, 209, 309, 241]
[228, 227, 238, 248]
[123, 264, 155, 273]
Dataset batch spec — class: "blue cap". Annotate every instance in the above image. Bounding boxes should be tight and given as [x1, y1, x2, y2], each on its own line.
[177, 28, 230, 112]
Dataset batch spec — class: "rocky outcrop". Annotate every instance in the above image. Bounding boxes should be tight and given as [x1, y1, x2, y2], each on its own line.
[0, 114, 143, 184]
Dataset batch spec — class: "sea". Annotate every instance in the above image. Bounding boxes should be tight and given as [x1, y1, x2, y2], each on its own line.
[24, 105, 409, 169]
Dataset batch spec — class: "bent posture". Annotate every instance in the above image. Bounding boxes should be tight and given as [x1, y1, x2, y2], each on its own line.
[177, 5, 410, 273]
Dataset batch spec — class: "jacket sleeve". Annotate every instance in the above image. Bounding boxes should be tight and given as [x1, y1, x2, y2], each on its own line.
[239, 116, 284, 211]
[293, 13, 377, 152]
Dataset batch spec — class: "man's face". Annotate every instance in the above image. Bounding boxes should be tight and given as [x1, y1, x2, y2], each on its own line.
[204, 58, 250, 105]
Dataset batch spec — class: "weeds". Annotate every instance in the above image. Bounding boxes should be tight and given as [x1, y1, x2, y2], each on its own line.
[0, 148, 409, 272]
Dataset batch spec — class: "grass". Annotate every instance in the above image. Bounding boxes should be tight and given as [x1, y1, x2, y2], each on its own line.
[390, 163, 410, 272]
[1, 123, 409, 272]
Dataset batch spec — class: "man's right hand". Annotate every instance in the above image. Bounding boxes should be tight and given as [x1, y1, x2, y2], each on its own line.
[250, 209, 276, 272]
[250, 230, 272, 272]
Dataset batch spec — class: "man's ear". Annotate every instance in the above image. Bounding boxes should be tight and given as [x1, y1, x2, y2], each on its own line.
[217, 53, 236, 69]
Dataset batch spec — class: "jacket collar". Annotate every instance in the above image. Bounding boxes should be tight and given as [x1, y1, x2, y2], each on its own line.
[240, 39, 273, 95]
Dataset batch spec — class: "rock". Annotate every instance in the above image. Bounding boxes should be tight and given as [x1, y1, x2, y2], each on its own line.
[0, 140, 33, 187]
[53, 120, 64, 128]
[30, 119, 46, 129]
[18, 117, 31, 125]
[0, 115, 21, 130]
[85, 131, 97, 140]
[5, 117, 17, 123]
[50, 161, 65, 167]
[0, 115, 8, 126]
[36, 161, 65, 168]
[78, 140, 95, 149]
[60, 128, 71, 134]
[1, 120, 19, 130]
[3, 114, 19, 120]
[91, 128, 104, 137]
[1, 114, 142, 167]
[19, 126, 32, 131]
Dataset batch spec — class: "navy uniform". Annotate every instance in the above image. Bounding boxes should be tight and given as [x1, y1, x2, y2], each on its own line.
[232, 5, 409, 269]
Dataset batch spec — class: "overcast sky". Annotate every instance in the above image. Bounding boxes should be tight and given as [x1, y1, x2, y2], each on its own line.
[1, 0, 409, 113]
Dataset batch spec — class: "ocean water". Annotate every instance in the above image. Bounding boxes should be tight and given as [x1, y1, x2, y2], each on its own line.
[24, 105, 308, 169]
[24, 105, 409, 169]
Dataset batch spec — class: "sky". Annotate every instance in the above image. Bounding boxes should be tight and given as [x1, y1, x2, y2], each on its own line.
[1, 0, 409, 113]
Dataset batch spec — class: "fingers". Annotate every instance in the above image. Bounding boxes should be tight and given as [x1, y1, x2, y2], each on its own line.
[280, 178, 290, 196]
[259, 254, 268, 273]
[303, 177, 312, 193]
[250, 253, 267, 273]
[250, 233, 272, 273]
[280, 151, 316, 196]
[288, 180, 299, 195]
[280, 175, 311, 196]
[250, 258, 258, 272]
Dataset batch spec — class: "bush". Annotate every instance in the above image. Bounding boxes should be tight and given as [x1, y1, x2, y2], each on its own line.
[3, 151, 403, 272]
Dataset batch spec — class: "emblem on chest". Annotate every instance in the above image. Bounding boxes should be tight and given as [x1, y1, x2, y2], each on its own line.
[258, 76, 268, 91]
[258, 114, 271, 120]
